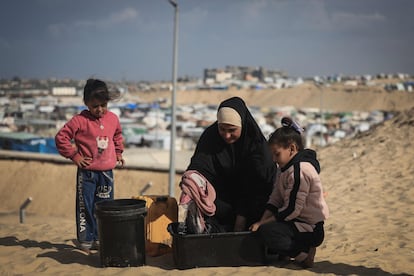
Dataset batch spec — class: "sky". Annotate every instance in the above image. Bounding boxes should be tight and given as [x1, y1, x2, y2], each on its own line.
[1, 0, 413, 82]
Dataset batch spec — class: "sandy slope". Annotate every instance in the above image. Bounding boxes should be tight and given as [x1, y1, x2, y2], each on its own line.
[135, 83, 414, 112]
[0, 88, 414, 275]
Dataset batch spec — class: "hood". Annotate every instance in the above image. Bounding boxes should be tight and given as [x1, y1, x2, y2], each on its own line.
[281, 149, 321, 174]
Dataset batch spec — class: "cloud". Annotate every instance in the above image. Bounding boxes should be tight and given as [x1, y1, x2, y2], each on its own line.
[289, 2, 387, 33]
[110, 7, 138, 23]
[47, 7, 138, 37]
[331, 11, 386, 30]
[242, 0, 269, 20]
[290, 1, 332, 32]
[47, 23, 69, 37]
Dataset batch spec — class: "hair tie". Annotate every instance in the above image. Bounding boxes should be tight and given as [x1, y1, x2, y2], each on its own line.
[281, 117, 304, 134]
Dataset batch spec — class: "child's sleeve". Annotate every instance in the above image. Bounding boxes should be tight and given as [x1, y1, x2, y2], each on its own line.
[55, 117, 79, 160]
[113, 119, 124, 158]
[278, 163, 312, 221]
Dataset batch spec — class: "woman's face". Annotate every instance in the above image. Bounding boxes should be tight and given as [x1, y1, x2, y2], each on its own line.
[86, 98, 108, 118]
[218, 123, 242, 144]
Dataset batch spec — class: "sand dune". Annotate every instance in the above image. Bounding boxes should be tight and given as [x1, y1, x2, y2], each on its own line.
[0, 88, 414, 275]
[136, 83, 414, 112]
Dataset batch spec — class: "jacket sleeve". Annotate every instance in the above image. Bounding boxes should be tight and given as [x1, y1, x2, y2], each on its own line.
[277, 163, 311, 221]
[113, 117, 124, 157]
[55, 117, 80, 160]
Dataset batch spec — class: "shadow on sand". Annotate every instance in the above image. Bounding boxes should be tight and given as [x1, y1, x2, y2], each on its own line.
[0, 236, 411, 274]
[0, 236, 100, 267]
[269, 258, 411, 276]
[0, 235, 175, 269]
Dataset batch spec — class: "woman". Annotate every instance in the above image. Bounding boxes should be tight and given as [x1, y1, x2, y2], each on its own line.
[186, 96, 276, 232]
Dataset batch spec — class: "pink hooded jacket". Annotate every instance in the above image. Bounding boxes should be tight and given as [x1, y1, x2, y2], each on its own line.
[267, 149, 329, 232]
[55, 110, 124, 171]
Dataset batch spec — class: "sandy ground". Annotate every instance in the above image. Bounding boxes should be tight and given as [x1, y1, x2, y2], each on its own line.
[135, 82, 414, 112]
[1, 87, 414, 275]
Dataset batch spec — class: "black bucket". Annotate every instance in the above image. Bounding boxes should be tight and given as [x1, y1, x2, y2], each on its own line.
[95, 198, 147, 267]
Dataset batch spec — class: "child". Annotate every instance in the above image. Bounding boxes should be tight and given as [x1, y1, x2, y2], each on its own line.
[249, 117, 329, 268]
[55, 78, 125, 253]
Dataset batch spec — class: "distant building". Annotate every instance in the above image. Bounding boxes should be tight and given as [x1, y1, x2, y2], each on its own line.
[203, 65, 285, 84]
[52, 87, 77, 96]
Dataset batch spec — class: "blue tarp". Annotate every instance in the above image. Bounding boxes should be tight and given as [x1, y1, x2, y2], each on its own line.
[0, 132, 58, 154]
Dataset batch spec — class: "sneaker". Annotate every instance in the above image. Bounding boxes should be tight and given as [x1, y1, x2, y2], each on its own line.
[301, 247, 316, 268]
[91, 240, 100, 251]
[72, 239, 91, 254]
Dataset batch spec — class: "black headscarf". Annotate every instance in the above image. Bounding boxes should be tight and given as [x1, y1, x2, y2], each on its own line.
[187, 97, 276, 222]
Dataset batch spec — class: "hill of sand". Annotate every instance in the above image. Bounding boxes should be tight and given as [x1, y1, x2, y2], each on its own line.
[135, 82, 414, 112]
[0, 87, 414, 275]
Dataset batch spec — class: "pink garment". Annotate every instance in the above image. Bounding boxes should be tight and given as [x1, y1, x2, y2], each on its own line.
[179, 170, 216, 233]
[55, 110, 124, 171]
[268, 162, 329, 232]
[179, 170, 216, 216]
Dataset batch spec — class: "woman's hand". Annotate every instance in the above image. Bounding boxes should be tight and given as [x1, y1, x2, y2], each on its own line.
[249, 222, 261, 232]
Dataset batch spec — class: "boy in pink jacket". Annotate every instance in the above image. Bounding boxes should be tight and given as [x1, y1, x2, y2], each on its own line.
[55, 78, 125, 253]
[250, 117, 329, 268]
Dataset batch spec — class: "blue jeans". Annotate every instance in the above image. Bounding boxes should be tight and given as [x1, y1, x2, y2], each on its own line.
[76, 168, 114, 243]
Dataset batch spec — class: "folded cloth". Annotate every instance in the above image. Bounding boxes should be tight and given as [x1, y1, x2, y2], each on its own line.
[179, 170, 216, 233]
